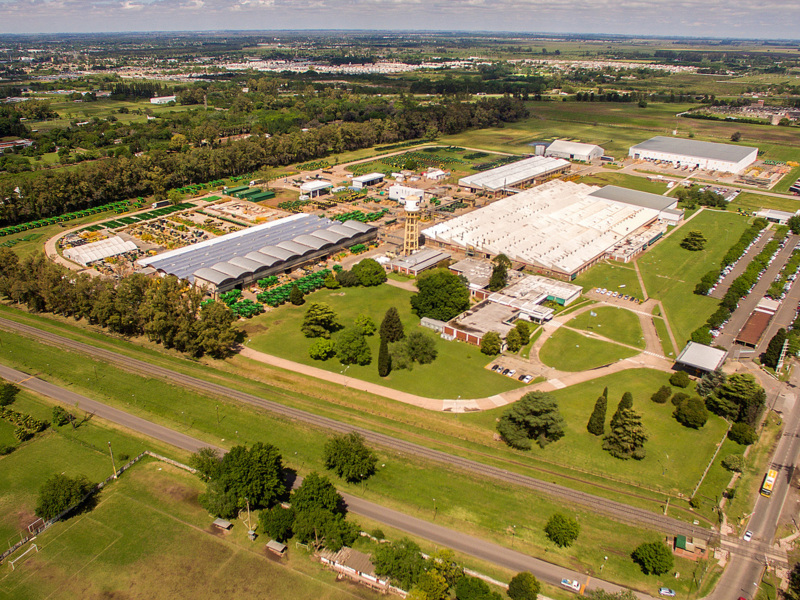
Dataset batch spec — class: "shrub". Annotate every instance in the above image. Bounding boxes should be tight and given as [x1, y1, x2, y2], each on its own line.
[35, 473, 94, 520]
[631, 541, 673, 575]
[651, 385, 671, 404]
[480, 331, 502, 356]
[722, 454, 745, 472]
[309, 338, 336, 361]
[508, 572, 540, 600]
[674, 397, 709, 428]
[671, 392, 690, 406]
[728, 422, 757, 445]
[670, 371, 691, 388]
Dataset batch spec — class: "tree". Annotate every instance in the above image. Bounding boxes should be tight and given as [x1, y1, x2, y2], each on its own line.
[190, 447, 221, 481]
[514, 320, 530, 346]
[412, 570, 449, 600]
[404, 331, 438, 364]
[380, 307, 405, 342]
[507, 572, 540, 600]
[336, 269, 361, 287]
[352, 258, 387, 286]
[290, 284, 305, 306]
[669, 371, 690, 388]
[196, 301, 239, 359]
[355, 314, 376, 336]
[324, 272, 340, 289]
[788, 215, 800, 236]
[52, 406, 73, 427]
[493, 254, 512, 269]
[610, 391, 633, 428]
[488, 263, 508, 292]
[544, 513, 580, 547]
[603, 408, 647, 460]
[480, 331, 502, 356]
[728, 422, 757, 445]
[506, 328, 523, 353]
[293, 472, 342, 515]
[497, 391, 566, 449]
[674, 397, 709, 428]
[259, 506, 295, 542]
[731, 131, 742, 142]
[787, 562, 800, 600]
[456, 576, 503, 600]
[335, 328, 372, 365]
[309, 338, 337, 361]
[35, 473, 94, 520]
[411, 268, 470, 321]
[378, 336, 392, 377]
[708, 373, 765, 426]
[0, 381, 19, 406]
[587, 392, 607, 436]
[301, 303, 340, 338]
[292, 472, 356, 551]
[373, 538, 427, 591]
[651, 385, 672, 404]
[631, 541, 673, 575]
[680, 230, 707, 251]
[763, 328, 787, 369]
[697, 369, 726, 397]
[323, 432, 378, 482]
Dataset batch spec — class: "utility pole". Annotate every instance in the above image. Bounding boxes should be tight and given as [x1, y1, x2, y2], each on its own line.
[777, 338, 790, 373]
[108, 441, 117, 479]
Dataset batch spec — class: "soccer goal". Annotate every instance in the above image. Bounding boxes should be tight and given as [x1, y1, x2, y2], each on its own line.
[9, 544, 38, 570]
[27, 518, 44, 534]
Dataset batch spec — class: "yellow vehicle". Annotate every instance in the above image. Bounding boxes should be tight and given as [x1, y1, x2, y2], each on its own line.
[761, 469, 778, 497]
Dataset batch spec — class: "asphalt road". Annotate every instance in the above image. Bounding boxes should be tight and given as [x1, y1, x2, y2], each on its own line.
[0, 316, 716, 541]
[0, 361, 647, 599]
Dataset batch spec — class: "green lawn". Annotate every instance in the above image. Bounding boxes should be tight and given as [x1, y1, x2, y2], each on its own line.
[244, 284, 522, 399]
[637, 210, 751, 346]
[463, 368, 730, 496]
[567, 306, 646, 349]
[539, 328, 639, 371]
[730, 192, 800, 214]
[774, 166, 800, 193]
[652, 317, 677, 358]
[0, 419, 16, 447]
[579, 172, 669, 194]
[573, 261, 645, 299]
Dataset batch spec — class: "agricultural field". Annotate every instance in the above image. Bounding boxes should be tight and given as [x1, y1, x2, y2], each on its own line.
[243, 283, 522, 399]
[538, 328, 640, 371]
[730, 191, 800, 214]
[568, 306, 646, 349]
[346, 146, 516, 179]
[637, 209, 751, 346]
[578, 171, 670, 194]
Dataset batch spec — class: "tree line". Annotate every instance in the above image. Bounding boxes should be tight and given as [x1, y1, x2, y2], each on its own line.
[0, 250, 240, 358]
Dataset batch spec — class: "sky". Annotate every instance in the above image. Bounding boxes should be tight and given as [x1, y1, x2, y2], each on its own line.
[0, 0, 798, 39]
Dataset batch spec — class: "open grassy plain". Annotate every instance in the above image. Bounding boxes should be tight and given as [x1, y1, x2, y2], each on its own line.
[568, 306, 646, 349]
[573, 261, 645, 299]
[539, 328, 640, 371]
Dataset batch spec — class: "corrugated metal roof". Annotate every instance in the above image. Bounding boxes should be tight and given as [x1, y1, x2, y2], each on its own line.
[588, 186, 677, 212]
[675, 342, 727, 372]
[735, 311, 773, 346]
[458, 156, 570, 191]
[630, 136, 757, 163]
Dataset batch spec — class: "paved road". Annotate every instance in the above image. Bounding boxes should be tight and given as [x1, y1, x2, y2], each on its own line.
[0, 361, 650, 599]
[0, 315, 790, 567]
[718, 236, 798, 352]
[710, 373, 800, 600]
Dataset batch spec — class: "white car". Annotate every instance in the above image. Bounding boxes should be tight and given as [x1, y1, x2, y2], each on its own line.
[659, 588, 676, 597]
[743, 530, 753, 542]
[561, 579, 581, 592]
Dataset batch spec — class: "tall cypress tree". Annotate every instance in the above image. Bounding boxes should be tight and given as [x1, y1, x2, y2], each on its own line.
[380, 307, 405, 343]
[378, 336, 391, 377]
[611, 391, 633, 428]
[587, 394, 607, 436]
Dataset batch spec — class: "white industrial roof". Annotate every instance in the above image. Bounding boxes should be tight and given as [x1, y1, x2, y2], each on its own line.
[423, 180, 661, 276]
[676, 342, 727, 372]
[458, 156, 570, 192]
[64, 235, 138, 266]
[588, 186, 677, 212]
[300, 180, 333, 192]
[352, 172, 385, 184]
[547, 139, 603, 156]
[630, 136, 757, 163]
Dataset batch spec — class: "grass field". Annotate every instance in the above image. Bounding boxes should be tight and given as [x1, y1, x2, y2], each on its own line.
[774, 166, 800, 194]
[244, 284, 522, 399]
[568, 306, 646, 349]
[730, 192, 800, 214]
[539, 328, 639, 371]
[0, 457, 377, 600]
[573, 261, 642, 300]
[637, 210, 751, 346]
[652, 317, 677, 358]
[462, 368, 729, 496]
[578, 171, 670, 194]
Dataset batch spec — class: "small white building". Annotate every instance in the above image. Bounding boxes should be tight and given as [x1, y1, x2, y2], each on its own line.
[755, 209, 799, 225]
[299, 180, 333, 198]
[425, 168, 448, 180]
[149, 95, 177, 105]
[546, 140, 604, 162]
[388, 185, 424, 203]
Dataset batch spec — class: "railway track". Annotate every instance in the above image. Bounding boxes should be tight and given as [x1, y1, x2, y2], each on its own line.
[0, 316, 717, 541]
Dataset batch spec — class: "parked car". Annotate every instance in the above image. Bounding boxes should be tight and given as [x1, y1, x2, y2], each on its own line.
[659, 588, 676, 597]
[561, 579, 581, 592]
[491, 365, 501, 372]
[507, 370, 516, 377]
[743, 530, 753, 542]
[522, 375, 533, 383]
[502, 369, 511, 376]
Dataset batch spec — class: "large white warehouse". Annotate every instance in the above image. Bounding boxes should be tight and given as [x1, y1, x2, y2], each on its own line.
[545, 140, 604, 162]
[629, 136, 758, 174]
[458, 156, 570, 193]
